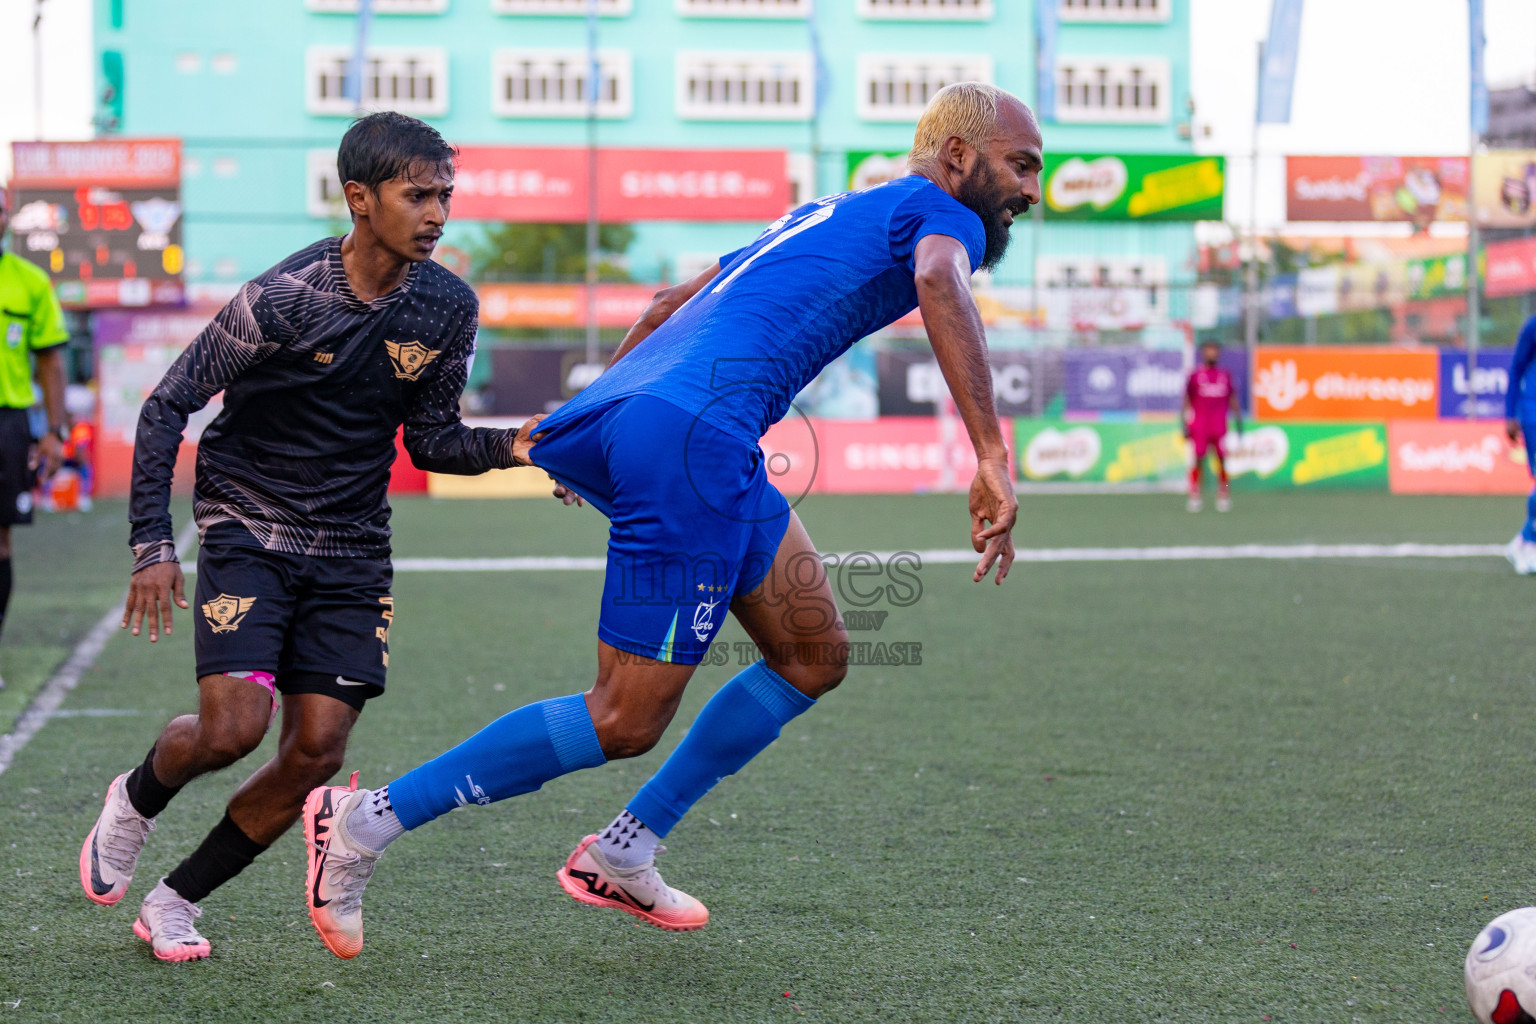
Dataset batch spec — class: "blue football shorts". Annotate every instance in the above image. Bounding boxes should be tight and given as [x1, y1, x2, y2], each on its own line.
[531, 394, 791, 666]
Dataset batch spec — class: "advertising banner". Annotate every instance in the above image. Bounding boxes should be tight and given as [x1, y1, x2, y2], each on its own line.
[1406, 252, 1474, 300]
[757, 416, 1013, 496]
[1012, 419, 1389, 489]
[1484, 235, 1536, 298]
[1251, 347, 1439, 420]
[9, 139, 184, 308]
[1472, 150, 1536, 228]
[453, 146, 788, 223]
[487, 346, 615, 416]
[1227, 422, 1389, 489]
[1285, 156, 1469, 224]
[1267, 275, 1299, 320]
[1388, 419, 1529, 494]
[11, 140, 181, 186]
[1041, 154, 1225, 221]
[1062, 348, 1186, 414]
[877, 349, 1059, 418]
[94, 306, 222, 448]
[1439, 350, 1514, 419]
[1014, 420, 1187, 484]
[1295, 265, 1339, 317]
[846, 150, 1224, 221]
[476, 283, 656, 329]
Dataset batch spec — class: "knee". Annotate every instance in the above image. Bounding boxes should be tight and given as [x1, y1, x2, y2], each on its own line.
[786, 659, 847, 699]
[588, 700, 670, 760]
[764, 633, 849, 700]
[279, 729, 349, 783]
[198, 715, 266, 768]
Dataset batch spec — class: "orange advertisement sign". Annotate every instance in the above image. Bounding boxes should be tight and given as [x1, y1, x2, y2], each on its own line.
[476, 283, 657, 329]
[1387, 420, 1531, 494]
[1251, 347, 1439, 420]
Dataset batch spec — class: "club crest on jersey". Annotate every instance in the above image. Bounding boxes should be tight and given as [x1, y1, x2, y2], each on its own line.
[202, 593, 256, 634]
[385, 340, 441, 381]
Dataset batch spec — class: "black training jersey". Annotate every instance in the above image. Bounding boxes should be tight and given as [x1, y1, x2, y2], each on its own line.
[130, 237, 515, 559]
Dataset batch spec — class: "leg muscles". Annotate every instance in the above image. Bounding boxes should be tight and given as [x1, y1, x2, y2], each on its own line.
[730, 510, 849, 699]
[227, 693, 359, 846]
[151, 674, 273, 787]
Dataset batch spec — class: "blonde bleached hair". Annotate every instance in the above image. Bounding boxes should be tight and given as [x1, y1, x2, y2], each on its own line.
[908, 82, 1014, 167]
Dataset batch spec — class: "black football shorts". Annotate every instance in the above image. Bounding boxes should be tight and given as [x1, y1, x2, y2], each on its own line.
[193, 533, 394, 710]
[0, 408, 36, 527]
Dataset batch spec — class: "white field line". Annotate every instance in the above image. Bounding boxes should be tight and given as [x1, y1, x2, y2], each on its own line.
[0, 523, 197, 778]
[16, 536, 1496, 775]
[376, 543, 1505, 572]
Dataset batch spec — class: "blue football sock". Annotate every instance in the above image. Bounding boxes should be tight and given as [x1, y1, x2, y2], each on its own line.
[1524, 485, 1536, 543]
[388, 693, 605, 830]
[626, 661, 815, 837]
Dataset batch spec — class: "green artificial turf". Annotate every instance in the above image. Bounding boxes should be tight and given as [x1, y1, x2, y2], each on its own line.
[0, 491, 1530, 1022]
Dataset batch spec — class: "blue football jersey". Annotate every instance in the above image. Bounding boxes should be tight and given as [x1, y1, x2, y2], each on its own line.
[544, 175, 985, 444]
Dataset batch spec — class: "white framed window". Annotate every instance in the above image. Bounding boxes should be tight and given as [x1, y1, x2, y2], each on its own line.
[492, 0, 631, 14]
[307, 0, 449, 13]
[675, 51, 813, 122]
[1037, 256, 1170, 323]
[857, 0, 992, 20]
[492, 49, 632, 118]
[676, 0, 809, 17]
[1060, 0, 1169, 23]
[856, 54, 992, 122]
[1037, 256, 1168, 289]
[1054, 57, 1170, 124]
[306, 46, 448, 116]
[306, 149, 348, 220]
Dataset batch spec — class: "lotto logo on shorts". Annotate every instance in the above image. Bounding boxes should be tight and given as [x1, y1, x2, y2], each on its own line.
[202, 593, 257, 634]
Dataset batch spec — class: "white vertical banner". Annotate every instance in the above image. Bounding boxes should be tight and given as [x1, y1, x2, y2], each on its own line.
[1469, 0, 1488, 135]
[1256, 0, 1304, 125]
[1034, 0, 1058, 122]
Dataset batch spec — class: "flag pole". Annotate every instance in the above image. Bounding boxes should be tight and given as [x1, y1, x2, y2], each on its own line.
[1467, 0, 1487, 421]
[584, 0, 600, 367]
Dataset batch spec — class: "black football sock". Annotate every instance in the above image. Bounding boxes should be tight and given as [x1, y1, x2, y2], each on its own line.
[0, 556, 13, 642]
[163, 812, 268, 904]
[124, 745, 182, 819]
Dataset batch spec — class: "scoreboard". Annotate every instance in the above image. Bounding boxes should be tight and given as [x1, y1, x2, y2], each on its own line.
[8, 140, 185, 309]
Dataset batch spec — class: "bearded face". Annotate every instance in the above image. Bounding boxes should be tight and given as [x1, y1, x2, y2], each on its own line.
[955, 157, 1029, 273]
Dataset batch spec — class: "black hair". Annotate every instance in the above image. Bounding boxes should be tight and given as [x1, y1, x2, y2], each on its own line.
[336, 111, 457, 196]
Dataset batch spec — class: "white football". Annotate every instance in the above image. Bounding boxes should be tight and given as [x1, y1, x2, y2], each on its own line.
[1466, 907, 1536, 1023]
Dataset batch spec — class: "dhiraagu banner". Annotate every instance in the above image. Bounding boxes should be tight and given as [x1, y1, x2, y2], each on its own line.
[848, 151, 1225, 221]
[1014, 420, 1388, 488]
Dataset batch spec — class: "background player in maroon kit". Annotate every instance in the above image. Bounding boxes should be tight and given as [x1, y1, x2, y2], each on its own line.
[1183, 340, 1240, 513]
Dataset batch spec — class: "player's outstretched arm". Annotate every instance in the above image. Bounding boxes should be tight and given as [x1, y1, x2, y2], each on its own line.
[605, 262, 721, 368]
[913, 233, 1017, 586]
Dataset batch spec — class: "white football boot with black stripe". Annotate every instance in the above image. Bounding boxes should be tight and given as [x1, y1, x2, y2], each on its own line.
[79, 772, 155, 906]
